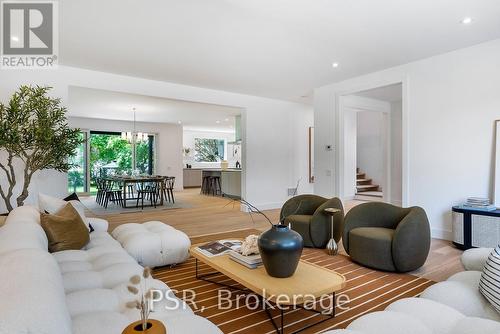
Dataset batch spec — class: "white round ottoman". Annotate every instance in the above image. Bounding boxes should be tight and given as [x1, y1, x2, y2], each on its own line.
[111, 221, 191, 268]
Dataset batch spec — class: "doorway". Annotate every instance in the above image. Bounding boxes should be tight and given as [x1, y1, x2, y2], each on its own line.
[339, 83, 403, 205]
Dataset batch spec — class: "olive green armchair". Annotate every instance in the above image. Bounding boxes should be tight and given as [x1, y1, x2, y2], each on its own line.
[280, 195, 344, 248]
[343, 202, 430, 272]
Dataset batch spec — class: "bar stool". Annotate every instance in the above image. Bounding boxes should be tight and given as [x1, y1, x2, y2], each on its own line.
[210, 176, 221, 196]
[201, 175, 211, 195]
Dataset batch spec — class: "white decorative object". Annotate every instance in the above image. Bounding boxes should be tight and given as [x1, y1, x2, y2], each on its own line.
[495, 120, 500, 208]
[240, 234, 259, 256]
[111, 221, 191, 267]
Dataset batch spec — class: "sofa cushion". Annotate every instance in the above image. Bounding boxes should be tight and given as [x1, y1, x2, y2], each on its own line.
[0, 249, 72, 334]
[41, 203, 90, 252]
[385, 297, 464, 334]
[349, 227, 396, 271]
[346, 311, 431, 334]
[421, 280, 500, 321]
[450, 316, 500, 334]
[479, 246, 500, 314]
[0, 221, 48, 254]
[39, 193, 91, 231]
[461, 247, 493, 271]
[66, 288, 120, 317]
[72, 311, 130, 334]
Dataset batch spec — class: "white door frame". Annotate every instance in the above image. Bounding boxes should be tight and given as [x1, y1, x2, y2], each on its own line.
[339, 97, 391, 202]
[335, 77, 410, 207]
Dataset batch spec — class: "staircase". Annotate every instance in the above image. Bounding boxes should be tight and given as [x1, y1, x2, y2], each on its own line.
[356, 168, 382, 196]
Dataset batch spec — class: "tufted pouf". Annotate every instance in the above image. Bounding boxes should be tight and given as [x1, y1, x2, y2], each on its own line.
[111, 221, 191, 268]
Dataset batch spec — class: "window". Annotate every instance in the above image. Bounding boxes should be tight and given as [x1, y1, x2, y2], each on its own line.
[194, 138, 225, 162]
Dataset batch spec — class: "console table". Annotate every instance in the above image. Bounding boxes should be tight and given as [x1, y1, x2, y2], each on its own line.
[452, 206, 500, 250]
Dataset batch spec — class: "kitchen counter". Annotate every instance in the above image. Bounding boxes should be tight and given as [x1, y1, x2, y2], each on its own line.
[201, 169, 242, 198]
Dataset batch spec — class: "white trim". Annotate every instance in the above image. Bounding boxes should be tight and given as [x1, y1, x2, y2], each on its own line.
[335, 76, 410, 207]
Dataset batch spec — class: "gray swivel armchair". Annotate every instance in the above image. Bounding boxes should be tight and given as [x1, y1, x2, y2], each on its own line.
[280, 195, 344, 248]
[343, 202, 430, 272]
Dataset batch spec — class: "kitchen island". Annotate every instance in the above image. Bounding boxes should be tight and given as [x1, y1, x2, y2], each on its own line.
[202, 169, 241, 199]
[183, 168, 242, 198]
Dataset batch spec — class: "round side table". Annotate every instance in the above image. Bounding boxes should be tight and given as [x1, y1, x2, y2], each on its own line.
[324, 208, 341, 255]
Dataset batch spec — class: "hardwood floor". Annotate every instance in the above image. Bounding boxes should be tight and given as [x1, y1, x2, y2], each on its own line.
[95, 188, 464, 282]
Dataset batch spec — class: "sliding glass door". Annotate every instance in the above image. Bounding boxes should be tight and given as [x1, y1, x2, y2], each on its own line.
[67, 131, 89, 193]
[69, 130, 156, 195]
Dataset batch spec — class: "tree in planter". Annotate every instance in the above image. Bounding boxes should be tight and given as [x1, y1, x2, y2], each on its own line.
[0, 85, 84, 212]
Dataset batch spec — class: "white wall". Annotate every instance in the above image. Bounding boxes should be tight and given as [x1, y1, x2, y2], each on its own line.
[314, 38, 500, 240]
[357, 111, 385, 188]
[182, 129, 240, 169]
[0, 65, 312, 212]
[68, 117, 184, 190]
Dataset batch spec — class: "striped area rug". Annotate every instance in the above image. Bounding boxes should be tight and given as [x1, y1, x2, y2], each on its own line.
[154, 248, 435, 333]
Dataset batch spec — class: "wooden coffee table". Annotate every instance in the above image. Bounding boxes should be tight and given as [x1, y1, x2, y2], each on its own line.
[190, 244, 346, 334]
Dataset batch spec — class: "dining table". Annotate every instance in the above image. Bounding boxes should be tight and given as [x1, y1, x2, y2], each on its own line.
[105, 175, 165, 208]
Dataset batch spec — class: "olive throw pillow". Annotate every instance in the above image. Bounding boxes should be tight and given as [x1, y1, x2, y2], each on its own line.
[479, 245, 500, 313]
[41, 203, 90, 253]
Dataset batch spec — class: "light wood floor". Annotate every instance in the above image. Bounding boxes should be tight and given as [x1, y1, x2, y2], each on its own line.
[96, 188, 464, 282]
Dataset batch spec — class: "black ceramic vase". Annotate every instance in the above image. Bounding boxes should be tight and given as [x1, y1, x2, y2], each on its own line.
[258, 224, 304, 278]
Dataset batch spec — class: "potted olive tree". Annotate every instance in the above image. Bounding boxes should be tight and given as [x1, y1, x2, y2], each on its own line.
[0, 85, 84, 213]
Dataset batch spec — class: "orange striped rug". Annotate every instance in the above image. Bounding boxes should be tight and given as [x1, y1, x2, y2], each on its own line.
[154, 248, 435, 333]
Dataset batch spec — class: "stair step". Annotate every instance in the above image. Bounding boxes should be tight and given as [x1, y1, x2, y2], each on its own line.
[356, 173, 365, 179]
[356, 178, 372, 185]
[356, 184, 380, 192]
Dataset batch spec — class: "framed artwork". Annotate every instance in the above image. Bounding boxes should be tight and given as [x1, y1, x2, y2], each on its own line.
[309, 127, 314, 183]
[495, 120, 500, 208]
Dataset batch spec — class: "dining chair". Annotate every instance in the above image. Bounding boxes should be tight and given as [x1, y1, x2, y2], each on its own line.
[166, 177, 175, 203]
[103, 179, 124, 209]
[135, 180, 159, 209]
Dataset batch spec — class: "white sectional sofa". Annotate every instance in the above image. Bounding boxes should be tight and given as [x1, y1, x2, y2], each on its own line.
[326, 248, 500, 334]
[0, 205, 222, 334]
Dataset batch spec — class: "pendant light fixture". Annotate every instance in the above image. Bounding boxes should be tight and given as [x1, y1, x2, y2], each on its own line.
[121, 108, 148, 143]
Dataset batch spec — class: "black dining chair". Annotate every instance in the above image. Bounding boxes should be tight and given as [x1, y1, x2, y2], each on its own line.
[135, 181, 159, 209]
[103, 179, 124, 209]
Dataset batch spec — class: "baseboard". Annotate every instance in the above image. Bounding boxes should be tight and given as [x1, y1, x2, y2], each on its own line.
[241, 202, 284, 212]
[431, 228, 452, 241]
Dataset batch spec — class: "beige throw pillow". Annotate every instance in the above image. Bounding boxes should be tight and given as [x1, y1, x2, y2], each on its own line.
[40, 203, 90, 253]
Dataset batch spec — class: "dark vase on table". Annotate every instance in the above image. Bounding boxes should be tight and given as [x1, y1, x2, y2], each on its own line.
[258, 224, 303, 278]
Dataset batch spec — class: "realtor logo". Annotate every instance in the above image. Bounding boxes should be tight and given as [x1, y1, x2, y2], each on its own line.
[1, 1, 58, 68]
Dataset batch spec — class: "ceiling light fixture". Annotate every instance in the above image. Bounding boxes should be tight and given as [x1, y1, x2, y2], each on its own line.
[332, 62, 339, 68]
[177, 120, 182, 124]
[215, 120, 221, 124]
[461, 17, 473, 24]
[121, 108, 148, 143]
[224, 118, 229, 122]
[11, 36, 19, 42]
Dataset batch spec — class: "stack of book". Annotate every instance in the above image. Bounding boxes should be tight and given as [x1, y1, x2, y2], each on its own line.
[229, 250, 262, 269]
[462, 197, 497, 211]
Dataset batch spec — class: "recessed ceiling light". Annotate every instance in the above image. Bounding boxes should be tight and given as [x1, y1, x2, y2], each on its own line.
[461, 17, 473, 25]
[215, 120, 221, 124]
[224, 118, 229, 122]
[11, 36, 19, 42]
[177, 120, 182, 124]
[332, 62, 339, 68]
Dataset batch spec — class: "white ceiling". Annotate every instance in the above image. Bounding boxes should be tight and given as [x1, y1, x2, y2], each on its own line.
[68, 86, 241, 132]
[60, 1, 500, 102]
[355, 83, 402, 102]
